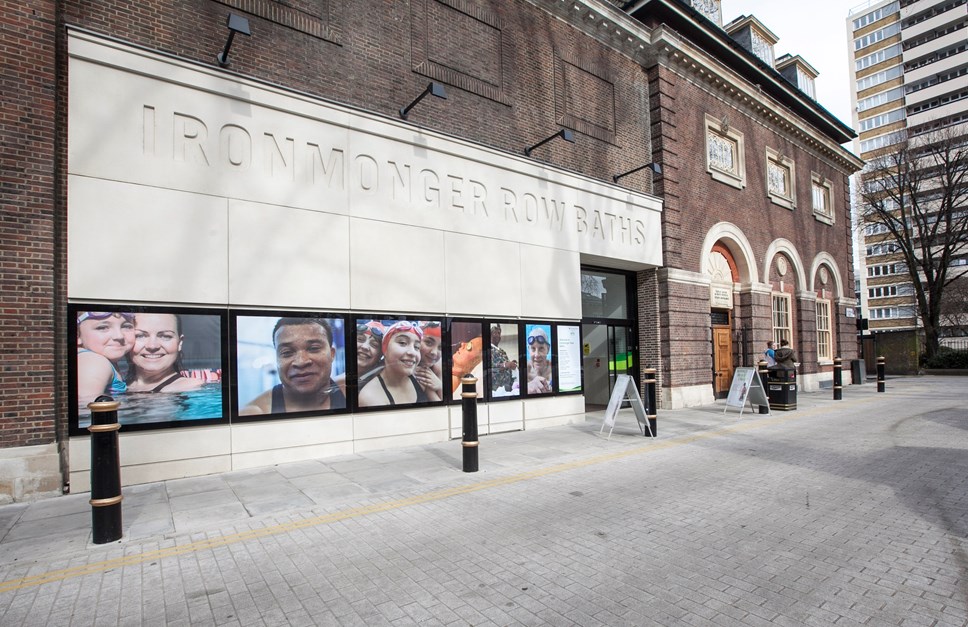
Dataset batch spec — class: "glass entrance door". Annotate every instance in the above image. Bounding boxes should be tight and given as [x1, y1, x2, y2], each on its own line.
[581, 322, 635, 408]
[580, 267, 637, 411]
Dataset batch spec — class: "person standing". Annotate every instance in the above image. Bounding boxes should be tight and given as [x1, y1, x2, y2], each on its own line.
[773, 339, 797, 370]
[764, 340, 777, 367]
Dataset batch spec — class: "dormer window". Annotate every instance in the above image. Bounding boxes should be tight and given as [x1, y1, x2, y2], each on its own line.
[750, 29, 774, 66]
[724, 15, 780, 68]
[776, 55, 819, 100]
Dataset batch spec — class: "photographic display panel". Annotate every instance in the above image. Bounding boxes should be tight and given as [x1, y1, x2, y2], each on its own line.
[524, 323, 554, 395]
[70, 305, 227, 433]
[556, 324, 583, 393]
[486, 322, 522, 400]
[449, 320, 485, 401]
[355, 317, 444, 408]
[234, 313, 347, 418]
[70, 306, 587, 435]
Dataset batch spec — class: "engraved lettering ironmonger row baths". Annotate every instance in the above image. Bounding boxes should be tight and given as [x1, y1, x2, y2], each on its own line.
[142, 105, 652, 249]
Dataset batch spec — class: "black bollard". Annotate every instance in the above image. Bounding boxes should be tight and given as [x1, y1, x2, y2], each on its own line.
[88, 395, 123, 544]
[644, 368, 657, 437]
[833, 357, 843, 401]
[461, 374, 479, 472]
[877, 356, 886, 393]
[757, 360, 770, 414]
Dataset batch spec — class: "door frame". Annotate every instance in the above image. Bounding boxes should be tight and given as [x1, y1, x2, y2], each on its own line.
[580, 266, 638, 410]
[711, 309, 733, 399]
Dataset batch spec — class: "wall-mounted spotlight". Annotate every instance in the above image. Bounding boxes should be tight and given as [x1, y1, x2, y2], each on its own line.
[612, 162, 662, 183]
[216, 13, 251, 68]
[399, 82, 448, 119]
[524, 129, 575, 156]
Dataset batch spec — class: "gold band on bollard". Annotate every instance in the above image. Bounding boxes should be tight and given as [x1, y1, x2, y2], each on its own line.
[461, 392, 478, 399]
[89, 495, 123, 507]
[87, 400, 120, 412]
[461, 440, 479, 448]
[88, 423, 121, 433]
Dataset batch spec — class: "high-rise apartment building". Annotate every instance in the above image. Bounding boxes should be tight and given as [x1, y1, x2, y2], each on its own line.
[847, 0, 968, 334]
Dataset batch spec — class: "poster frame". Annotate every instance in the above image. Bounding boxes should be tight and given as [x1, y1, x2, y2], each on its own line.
[68, 303, 229, 436]
[446, 318, 487, 404]
[350, 313, 448, 413]
[554, 322, 584, 396]
[230, 309, 349, 423]
[482, 319, 524, 402]
[522, 320, 555, 397]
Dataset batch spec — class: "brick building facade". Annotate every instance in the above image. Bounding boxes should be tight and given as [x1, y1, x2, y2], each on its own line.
[0, 0, 860, 501]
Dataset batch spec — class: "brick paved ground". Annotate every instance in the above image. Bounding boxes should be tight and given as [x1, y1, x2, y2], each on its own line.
[0, 377, 966, 625]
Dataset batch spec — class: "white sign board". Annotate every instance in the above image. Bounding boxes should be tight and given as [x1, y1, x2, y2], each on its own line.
[601, 374, 653, 439]
[724, 367, 770, 416]
[709, 283, 733, 309]
[557, 325, 582, 392]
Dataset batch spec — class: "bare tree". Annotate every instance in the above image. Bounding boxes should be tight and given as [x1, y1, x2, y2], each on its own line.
[857, 127, 968, 358]
[939, 275, 968, 336]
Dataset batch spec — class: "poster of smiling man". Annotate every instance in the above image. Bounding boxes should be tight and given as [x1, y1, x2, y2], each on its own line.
[235, 314, 347, 417]
[71, 306, 225, 432]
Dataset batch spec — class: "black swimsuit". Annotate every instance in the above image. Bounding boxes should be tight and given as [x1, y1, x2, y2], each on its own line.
[376, 374, 428, 405]
[150, 373, 183, 393]
[270, 382, 346, 413]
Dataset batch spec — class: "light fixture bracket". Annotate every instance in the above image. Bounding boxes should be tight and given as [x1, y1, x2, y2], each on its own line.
[524, 129, 575, 156]
[399, 82, 448, 119]
[217, 13, 251, 68]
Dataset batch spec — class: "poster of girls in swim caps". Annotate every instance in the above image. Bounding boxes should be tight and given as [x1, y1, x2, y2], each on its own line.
[354, 317, 444, 408]
[71, 305, 226, 433]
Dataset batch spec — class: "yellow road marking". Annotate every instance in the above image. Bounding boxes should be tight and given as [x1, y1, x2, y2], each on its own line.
[0, 395, 874, 594]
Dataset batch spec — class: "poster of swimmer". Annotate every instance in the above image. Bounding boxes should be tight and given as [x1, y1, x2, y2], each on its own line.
[484, 321, 521, 400]
[353, 317, 444, 409]
[232, 313, 347, 419]
[69, 305, 227, 434]
[448, 320, 485, 402]
[524, 323, 554, 396]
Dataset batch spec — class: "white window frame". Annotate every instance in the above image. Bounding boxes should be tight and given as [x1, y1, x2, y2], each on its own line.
[816, 299, 832, 363]
[855, 43, 902, 72]
[852, 1, 899, 30]
[868, 263, 900, 277]
[856, 64, 903, 92]
[869, 285, 899, 298]
[704, 114, 746, 189]
[772, 293, 792, 345]
[766, 147, 796, 210]
[811, 173, 834, 225]
[854, 22, 900, 51]
[871, 307, 899, 319]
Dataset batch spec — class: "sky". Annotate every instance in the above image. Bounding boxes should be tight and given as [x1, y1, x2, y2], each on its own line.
[723, 0, 864, 130]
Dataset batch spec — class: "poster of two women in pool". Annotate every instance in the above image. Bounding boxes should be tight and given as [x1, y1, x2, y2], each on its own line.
[70, 306, 582, 433]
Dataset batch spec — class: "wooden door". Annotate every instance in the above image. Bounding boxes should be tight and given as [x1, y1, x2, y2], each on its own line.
[713, 326, 733, 398]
